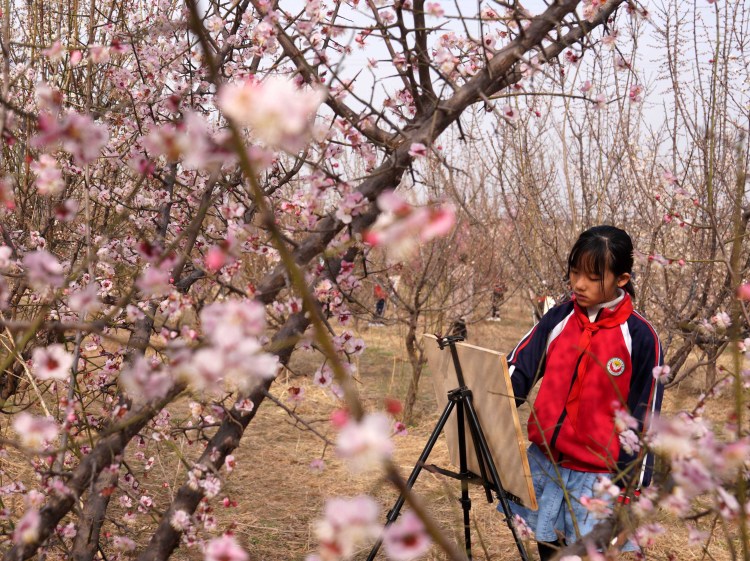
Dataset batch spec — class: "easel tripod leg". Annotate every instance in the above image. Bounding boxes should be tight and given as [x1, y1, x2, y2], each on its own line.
[462, 397, 531, 561]
[365, 400, 457, 561]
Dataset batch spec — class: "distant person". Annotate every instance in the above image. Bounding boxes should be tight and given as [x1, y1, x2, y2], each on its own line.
[500, 225, 664, 559]
[490, 281, 506, 321]
[374, 283, 387, 320]
[449, 316, 468, 340]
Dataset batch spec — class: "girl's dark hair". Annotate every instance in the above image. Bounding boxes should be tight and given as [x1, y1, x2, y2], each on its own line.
[567, 225, 636, 299]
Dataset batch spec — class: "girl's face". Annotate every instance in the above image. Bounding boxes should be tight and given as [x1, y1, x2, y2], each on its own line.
[569, 265, 631, 308]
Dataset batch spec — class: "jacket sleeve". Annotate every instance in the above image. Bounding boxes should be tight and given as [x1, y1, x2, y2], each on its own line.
[619, 318, 664, 488]
[507, 309, 558, 407]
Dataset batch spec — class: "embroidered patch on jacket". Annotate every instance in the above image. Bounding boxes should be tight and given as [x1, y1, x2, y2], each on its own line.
[607, 357, 626, 376]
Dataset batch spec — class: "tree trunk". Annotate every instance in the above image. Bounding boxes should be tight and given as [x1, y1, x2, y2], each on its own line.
[403, 313, 426, 425]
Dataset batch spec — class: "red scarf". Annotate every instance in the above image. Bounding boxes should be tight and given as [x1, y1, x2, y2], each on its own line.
[565, 293, 633, 429]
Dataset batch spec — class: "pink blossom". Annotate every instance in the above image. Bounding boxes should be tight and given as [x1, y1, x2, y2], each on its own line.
[12, 413, 60, 450]
[32, 111, 109, 165]
[618, 429, 641, 454]
[32, 344, 74, 381]
[425, 2, 444, 17]
[204, 535, 248, 561]
[135, 265, 173, 297]
[335, 191, 368, 224]
[30, 155, 65, 196]
[22, 250, 64, 289]
[120, 356, 173, 404]
[205, 245, 229, 272]
[13, 509, 40, 545]
[686, 524, 710, 546]
[70, 50, 83, 66]
[218, 76, 326, 151]
[502, 105, 519, 122]
[314, 496, 381, 561]
[710, 311, 731, 330]
[313, 364, 334, 388]
[408, 143, 428, 158]
[43, 41, 64, 61]
[287, 386, 306, 403]
[580, 80, 593, 93]
[170, 510, 191, 531]
[715, 486, 740, 519]
[737, 283, 750, 301]
[633, 523, 665, 548]
[54, 199, 78, 222]
[113, 536, 137, 551]
[512, 514, 534, 539]
[382, 511, 431, 561]
[336, 412, 394, 472]
[629, 84, 644, 103]
[68, 283, 101, 314]
[310, 458, 326, 472]
[580, 495, 612, 517]
[393, 422, 408, 436]
[652, 364, 671, 383]
[363, 192, 455, 261]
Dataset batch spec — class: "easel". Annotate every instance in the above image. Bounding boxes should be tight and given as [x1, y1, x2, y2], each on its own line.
[366, 334, 531, 561]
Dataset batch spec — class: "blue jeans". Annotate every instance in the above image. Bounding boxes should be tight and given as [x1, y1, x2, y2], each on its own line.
[501, 444, 637, 551]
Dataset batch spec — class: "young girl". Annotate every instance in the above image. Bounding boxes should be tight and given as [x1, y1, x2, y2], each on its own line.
[504, 225, 664, 560]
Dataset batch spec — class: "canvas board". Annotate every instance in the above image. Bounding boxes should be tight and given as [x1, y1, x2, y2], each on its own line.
[423, 334, 537, 510]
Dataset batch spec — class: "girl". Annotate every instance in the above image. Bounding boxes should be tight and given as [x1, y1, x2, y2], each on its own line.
[504, 225, 664, 560]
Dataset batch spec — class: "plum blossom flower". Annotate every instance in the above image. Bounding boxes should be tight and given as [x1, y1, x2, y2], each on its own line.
[120, 356, 173, 404]
[314, 496, 381, 561]
[579, 495, 612, 518]
[176, 300, 279, 394]
[68, 283, 101, 314]
[204, 535, 248, 561]
[629, 84, 644, 103]
[335, 191, 368, 225]
[13, 509, 40, 545]
[711, 311, 731, 330]
[618, 429, 641, 454]
[22, 250, 64, 289]
[218, 76, 326, 151]
[310, 458, 326, 472]
[336, 412, 394, 472]
[32, 111, 109, 165]
[32, 344, 74, 381]
[512, 514, 534, 539]
[737, 283, 750, 301]
[502, 105, 519, 122]
[12, 413, 60, 450]
[113, 536, 137, 551]
[170, 510, 191, 531]
[382, 511, 431, 561]
[313, 364, 334, 388]
[408, 143, 428, 158]
[633, 522, 665, 548]
[30, 154, 65, 196]
[652, 364, 671, 383]
[363, 191, 455, 262]
[425, 2, 444, 17]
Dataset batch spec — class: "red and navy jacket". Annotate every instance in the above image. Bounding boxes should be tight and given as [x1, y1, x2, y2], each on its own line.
[508, 293, 664, 488]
